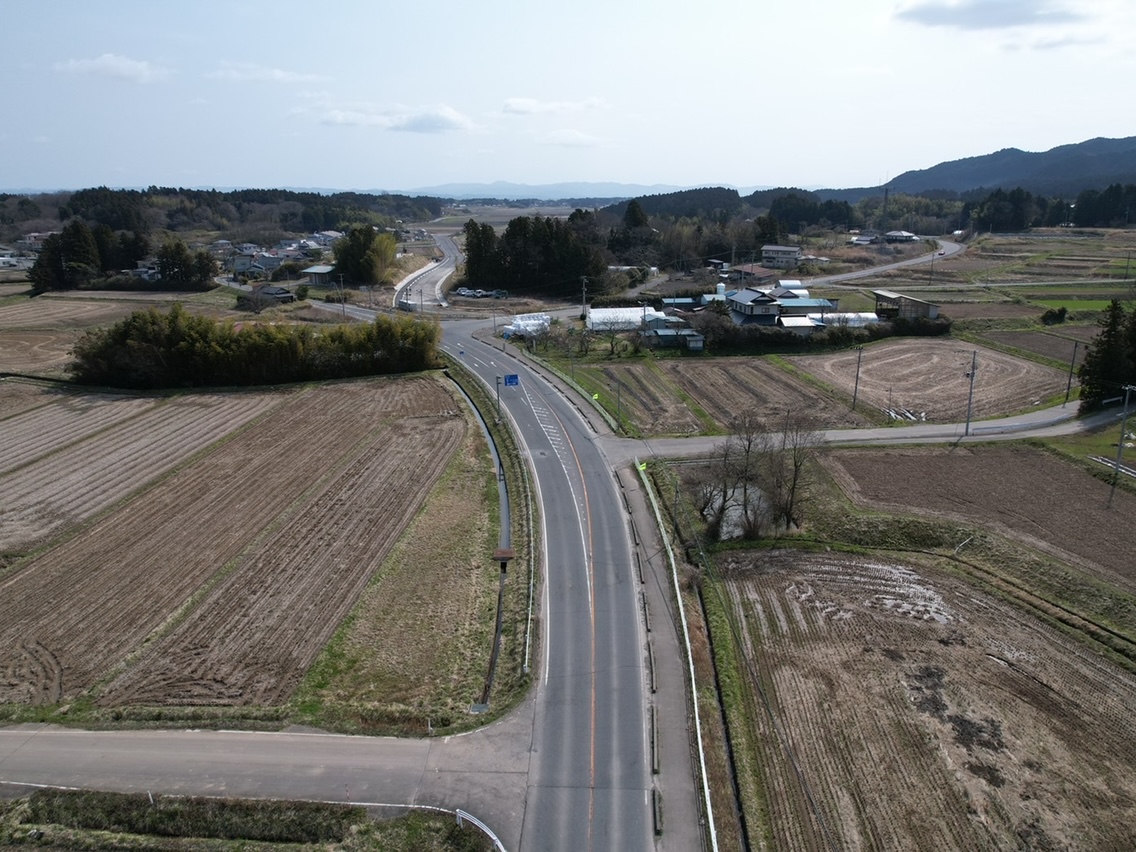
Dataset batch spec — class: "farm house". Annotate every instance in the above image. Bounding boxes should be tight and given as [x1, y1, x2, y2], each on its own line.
[873, 290, 940, 320]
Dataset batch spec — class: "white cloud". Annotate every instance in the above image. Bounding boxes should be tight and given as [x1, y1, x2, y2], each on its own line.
[541, 129, 602, 148]
[895, 0, 1084, 31]
[209, 61, 329, 83]
[321, 104, 474, 133]
[54, 53, 169, 83]
[503, 97, 605, 115]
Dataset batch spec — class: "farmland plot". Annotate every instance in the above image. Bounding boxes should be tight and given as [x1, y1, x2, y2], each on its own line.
[0, 330, 81, 376]
[0, 376, 463, 707]
[597, 362, 704, 435]
[717, 550, 1136, 851]
[0, 380, 71, 420]
[980, 329, 1088, 366]
[793, 338, 1066, 421]
[0, 299, 137, 330]
[0, 391, 285, 553]
[656, 358, 872, 432]
[823, 445, 1136, 590]
[97, 411, 464, 707]
[934, 301, 1044, 321]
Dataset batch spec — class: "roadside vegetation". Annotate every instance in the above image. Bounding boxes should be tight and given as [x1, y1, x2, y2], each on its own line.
[0, 789, 491, 851]
[291, 359, 534, 735]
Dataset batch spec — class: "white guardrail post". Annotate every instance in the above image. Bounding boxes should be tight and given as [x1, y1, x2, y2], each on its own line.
[455, 809, 507, 851]
[636, 458, 719, 852]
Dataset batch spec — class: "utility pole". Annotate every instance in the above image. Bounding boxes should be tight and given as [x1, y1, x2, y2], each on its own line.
[964, 350, 978, 436]
[1064, 341, 1079, 407]
[495, 376, 502, 421]
[1108, 385, 1135, 508]
[338, 274, 346, 318]
[852, 346, 864, 410]
[615, 379, 622, 431]
[580, 276, 588, 320]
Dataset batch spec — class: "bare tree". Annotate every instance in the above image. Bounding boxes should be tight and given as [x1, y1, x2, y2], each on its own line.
[690, 439, 738, 542]
[590, 316, 626, 357]
[765, 410, 823, 531]
[725, 412, 775, 540]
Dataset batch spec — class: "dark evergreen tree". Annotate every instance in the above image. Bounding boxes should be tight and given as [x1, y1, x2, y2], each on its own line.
[92, 223, 119, 273]
[332, 226, 397, 285]
[28, 233, 65, 292]
[462, 220, 499, 288]
[59, 219, 100, 286]
[623, 199, 649, 229]
[1079, 300, 1131, 411]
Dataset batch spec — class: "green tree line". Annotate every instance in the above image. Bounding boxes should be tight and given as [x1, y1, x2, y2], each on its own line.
[1078, 299, 1136, 411]
[69, 304, 440, 389]
[55, 186, 444, 236]
[29, 220, 213, 293]
[462, 215, 607, 299]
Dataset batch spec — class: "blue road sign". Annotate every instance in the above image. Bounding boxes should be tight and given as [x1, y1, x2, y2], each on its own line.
[504, 374, 519, 387]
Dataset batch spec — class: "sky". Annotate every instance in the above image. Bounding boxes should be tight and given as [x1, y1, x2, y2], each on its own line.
[2, 0, 1135, 194]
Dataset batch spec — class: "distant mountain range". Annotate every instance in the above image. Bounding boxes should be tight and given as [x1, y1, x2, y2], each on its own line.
[405, 136, 1136, 203]
[6, 137, 1135, 202]
[816, 136, 1136, 203]
[400, 180, 698, 201]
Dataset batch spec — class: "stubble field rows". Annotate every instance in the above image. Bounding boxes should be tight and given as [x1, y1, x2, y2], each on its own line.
[718, 550, 1136, 851]
[0, 376, 463, 708]
[655, 358, 872, 433]
[0, 390, 285, 554]
[793, 338, 1067, 421]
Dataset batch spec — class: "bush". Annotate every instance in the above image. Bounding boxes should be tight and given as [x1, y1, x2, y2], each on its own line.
[69, 304, 442, 388]
[1041, 306, 1068, 325]
[295, 284, 310, 301]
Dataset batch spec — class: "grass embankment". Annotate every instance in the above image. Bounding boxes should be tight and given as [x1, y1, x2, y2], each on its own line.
[0, 789, 491, 851]
[289, 356, 534, 736]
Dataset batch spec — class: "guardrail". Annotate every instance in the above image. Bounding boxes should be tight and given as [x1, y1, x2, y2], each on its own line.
[456, 809, 507, 851]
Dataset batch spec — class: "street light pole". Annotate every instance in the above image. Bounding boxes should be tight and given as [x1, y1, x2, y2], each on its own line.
[495, 376, 502, 421]
[1064, 341, 1079, 407]
[964, 350, 978, 437]
[851, 345, 864, 410]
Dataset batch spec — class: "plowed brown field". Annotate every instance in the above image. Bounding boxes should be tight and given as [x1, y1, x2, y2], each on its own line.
[718, 550, 1136, 851]
[0, 376, 464, 707]
[0, 390, 283, 553]
[793, 338, 1066, 421]
[655, 358, 872, 432]
[0, 330, 81, 376]
[981, 329, 1088, 365]
[823, 444, 1136, 589]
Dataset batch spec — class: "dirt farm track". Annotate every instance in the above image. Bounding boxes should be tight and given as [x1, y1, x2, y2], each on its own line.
[0, 376, 465, 707]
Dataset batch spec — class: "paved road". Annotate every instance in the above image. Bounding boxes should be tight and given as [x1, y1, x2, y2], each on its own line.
[805, 238, 964, 286]
[443, 326, 655, 851]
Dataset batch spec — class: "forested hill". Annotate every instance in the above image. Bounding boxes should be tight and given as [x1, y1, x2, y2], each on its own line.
[818, 136, 1136, 202]
[604, 186, 743, 221]
[1, 186, 445, 241]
